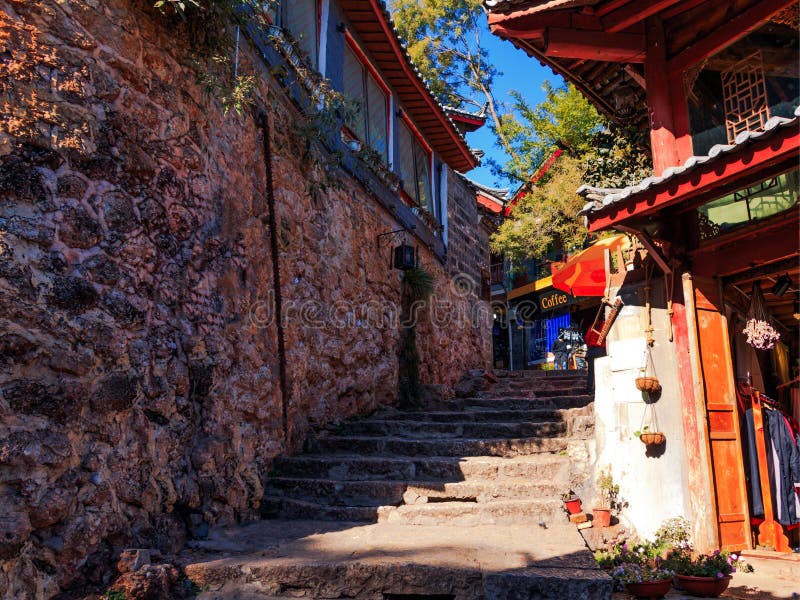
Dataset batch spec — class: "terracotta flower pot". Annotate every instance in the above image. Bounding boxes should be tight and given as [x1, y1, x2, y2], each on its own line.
[563, 497, 582, 514]
[674, 575, 731, 597]
[625, 578, 673, 599]
[592, 507, 611, 527]
[635, 376, 662, 394]
[639, 432, 666, 445]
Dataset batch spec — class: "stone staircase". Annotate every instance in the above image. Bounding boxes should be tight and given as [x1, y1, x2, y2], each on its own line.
[182, 370, 611, 599]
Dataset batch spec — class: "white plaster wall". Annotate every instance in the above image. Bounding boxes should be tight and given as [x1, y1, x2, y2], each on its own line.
[593, 278, 692, 540]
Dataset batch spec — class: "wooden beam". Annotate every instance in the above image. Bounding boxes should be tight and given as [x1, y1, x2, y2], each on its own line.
[489, 24, 545, 41]
[602, 0, 682, 33]
[669, 0, 796, 72]
[545, 28, 645, 62]
[691, 215, 800, 280]
[616, 225, 672, 274]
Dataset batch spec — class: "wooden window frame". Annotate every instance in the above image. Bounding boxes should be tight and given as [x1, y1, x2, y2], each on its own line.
[343, 31, 392, 160]
[398, 110, 434, 211]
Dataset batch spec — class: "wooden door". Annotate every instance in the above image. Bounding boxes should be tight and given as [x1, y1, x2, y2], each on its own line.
[690, 276, 752, 550]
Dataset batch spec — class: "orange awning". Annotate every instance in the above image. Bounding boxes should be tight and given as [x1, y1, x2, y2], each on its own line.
[551, 235, 630, 297]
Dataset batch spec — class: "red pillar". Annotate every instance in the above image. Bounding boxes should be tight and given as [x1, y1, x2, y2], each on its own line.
[644, 17, 681, 175]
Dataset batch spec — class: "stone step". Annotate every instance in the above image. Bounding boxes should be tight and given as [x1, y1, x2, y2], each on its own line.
[185, 521, 613, 600]
[271, 454, 570, 482]
[481, 386, 588, 398]
[261, 496, 379, 522]
[375, 407, 566, 423]
[445, 395, 593, 410]
[338, 419, 567, 438]
[379, 498, 564, 526]
[264, 477, 562, 507]
[262, 495, 566, 526]
[308, 435, 569, 457]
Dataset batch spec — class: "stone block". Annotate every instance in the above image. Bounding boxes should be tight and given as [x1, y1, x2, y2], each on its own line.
[569, 512, 588, 524]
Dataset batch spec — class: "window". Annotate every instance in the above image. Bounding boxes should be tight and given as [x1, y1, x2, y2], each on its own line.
[398, 116, 433, 212]
[697, 170, 798, 240]
[283, 0, 318, 66]
[685, 20, 798, 155]
[342, 37, 389, 161]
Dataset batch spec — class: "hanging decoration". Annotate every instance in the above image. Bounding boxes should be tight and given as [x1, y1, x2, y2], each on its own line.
[636, 347, 662, 394]
[743, 283, 781, 350]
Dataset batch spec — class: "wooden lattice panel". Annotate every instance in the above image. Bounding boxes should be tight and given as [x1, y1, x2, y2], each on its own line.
[722, 51, 770, 144]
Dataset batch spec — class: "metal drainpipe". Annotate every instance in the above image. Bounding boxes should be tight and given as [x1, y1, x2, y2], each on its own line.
[258, 110, 290, 446]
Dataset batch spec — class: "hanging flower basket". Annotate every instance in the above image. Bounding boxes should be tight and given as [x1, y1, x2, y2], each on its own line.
[744, 283, 781, 351]
[639, 431, 666, 446]
[635, 376, 662, 394]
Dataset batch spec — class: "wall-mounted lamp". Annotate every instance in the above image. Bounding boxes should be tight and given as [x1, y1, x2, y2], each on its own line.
[393, 244, 417, 270]
[771, 274, 792, 297]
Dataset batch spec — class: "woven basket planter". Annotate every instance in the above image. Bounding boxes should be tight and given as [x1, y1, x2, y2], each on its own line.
[639, 431, 666, 446]
[635, 376, 662, 394]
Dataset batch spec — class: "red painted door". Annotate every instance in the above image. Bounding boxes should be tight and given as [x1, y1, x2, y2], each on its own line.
[691, 277, 752, 551]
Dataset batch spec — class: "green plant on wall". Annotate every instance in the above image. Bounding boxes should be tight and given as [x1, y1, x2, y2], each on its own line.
[398, 266, 434, 409]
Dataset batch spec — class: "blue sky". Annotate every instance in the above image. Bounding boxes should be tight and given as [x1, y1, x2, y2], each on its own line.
[459, 20, 564, 190]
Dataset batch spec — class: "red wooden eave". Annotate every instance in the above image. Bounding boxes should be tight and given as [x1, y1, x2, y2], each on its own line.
[504, 148, 563, 216]
[586, 125, 800, 232]
[477, 194, 504, 214]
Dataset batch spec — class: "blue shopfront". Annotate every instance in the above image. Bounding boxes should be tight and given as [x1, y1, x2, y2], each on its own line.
[509, 288, 597, 370]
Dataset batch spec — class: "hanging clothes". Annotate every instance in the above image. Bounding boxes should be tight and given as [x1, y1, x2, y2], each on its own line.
[763, 407, 800, 526]
[742, 408, 765, 518]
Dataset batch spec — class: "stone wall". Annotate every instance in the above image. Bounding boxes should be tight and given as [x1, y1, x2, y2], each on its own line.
[0, 1, 491, 597]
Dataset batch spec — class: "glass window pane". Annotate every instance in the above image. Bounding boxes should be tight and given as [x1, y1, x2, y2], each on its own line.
[414, 142, 432, 211]
[285, 0, 318, 66]
[697, 170, 798, 239]
[366, 73, 388, 161]
[343, 45, 367, 141]
[398, 121, 417, 201]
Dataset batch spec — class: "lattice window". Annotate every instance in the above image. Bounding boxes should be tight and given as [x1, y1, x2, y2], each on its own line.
[722, 51, 770, 143]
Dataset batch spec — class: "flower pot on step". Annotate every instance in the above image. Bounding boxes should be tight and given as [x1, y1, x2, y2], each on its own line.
[592, 507, 611, 527]
[563, 497, 582, 514]
[635, 376, 662, 393]
[625, 578, 673, 599]
[674, 575, 731, 597]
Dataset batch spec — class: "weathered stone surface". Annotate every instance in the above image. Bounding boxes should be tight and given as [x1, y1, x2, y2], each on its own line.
[108, 563, 186, 600]
[0, 0, 490, 596]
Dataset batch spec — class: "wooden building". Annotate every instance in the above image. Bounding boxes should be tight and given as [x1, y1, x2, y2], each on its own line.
[487, 0, 799, 552]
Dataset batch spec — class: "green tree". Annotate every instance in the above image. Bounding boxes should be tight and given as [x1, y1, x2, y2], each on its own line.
[490, 83, 651, 263]
[489, 155, 589, 263]
[390, 0, 522, 165]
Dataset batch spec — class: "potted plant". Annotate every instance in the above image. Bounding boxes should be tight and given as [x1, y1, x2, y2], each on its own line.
[612, 563, 674, 600]
[664, 548, 752, 597]
[635, 370, 661, 394]
[634, 426, 666, 446]
[561, 491, 582, 515]
[636, 348, 661, 393]
[593, 467, 620, 528]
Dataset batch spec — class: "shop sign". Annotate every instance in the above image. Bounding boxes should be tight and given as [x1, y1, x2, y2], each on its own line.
[539, 290, 571, 312]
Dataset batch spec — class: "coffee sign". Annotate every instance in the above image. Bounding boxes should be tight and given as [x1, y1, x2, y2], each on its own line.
[539, 290, 571, 312]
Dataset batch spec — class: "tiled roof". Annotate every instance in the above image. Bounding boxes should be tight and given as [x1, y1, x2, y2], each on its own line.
[466, 178, 512, 201]
[444, 104, 488, 120]
[577, 106, 800, 217]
